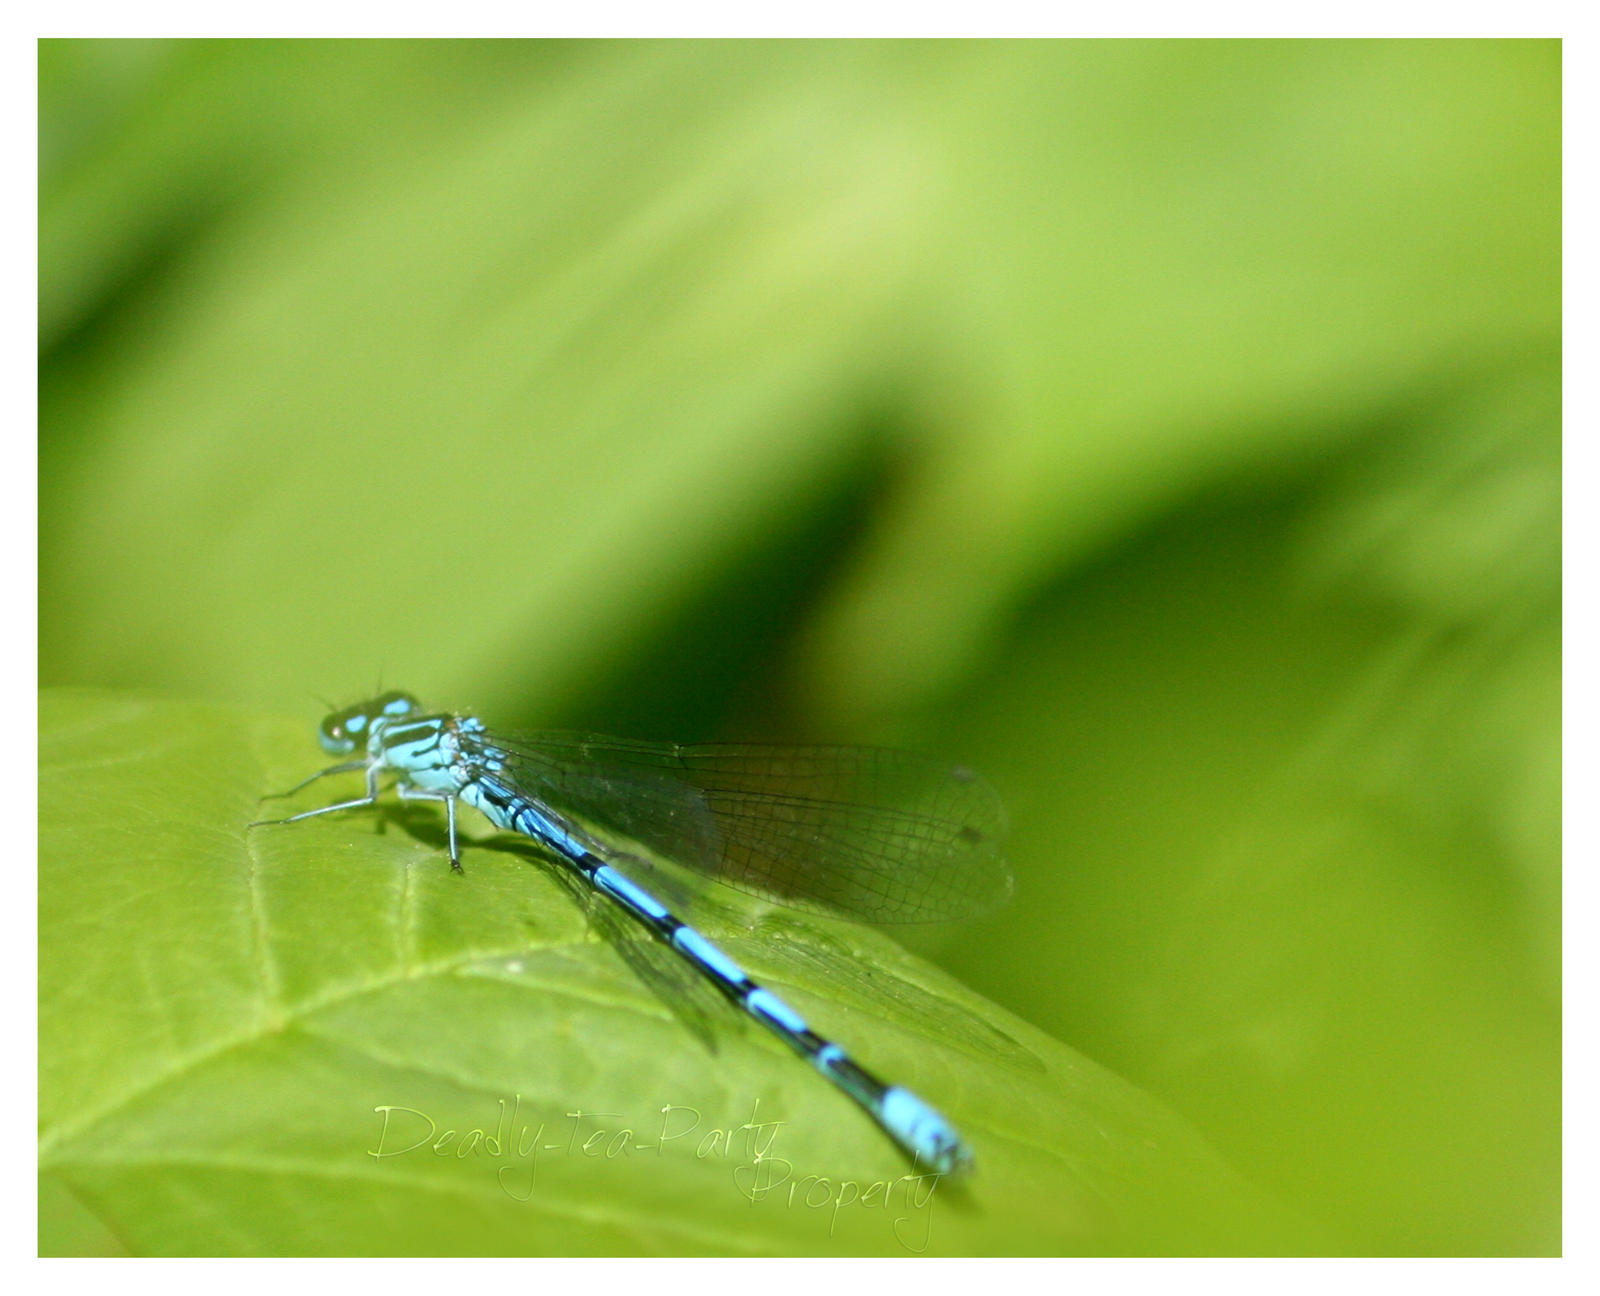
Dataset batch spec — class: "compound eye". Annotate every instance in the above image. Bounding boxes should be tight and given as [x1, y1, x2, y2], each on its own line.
[318, 709, 367, 755]
[378, 691, 421, 718]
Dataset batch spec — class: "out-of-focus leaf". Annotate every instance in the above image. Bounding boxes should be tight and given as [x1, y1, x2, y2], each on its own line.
[936, 363, 1559, 1254]
[39, 42, 1557, 725]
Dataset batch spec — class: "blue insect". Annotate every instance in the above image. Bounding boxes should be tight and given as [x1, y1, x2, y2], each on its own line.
[253, 692, 1011, 1175]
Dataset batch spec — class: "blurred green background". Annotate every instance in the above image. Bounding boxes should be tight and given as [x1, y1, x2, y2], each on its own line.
[39, 39, 1559, 1254]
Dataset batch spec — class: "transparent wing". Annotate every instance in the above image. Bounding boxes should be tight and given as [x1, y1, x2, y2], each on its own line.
[742, 915, 1044, 1071]
[541, 846, 740, 1054]
[474, 731, 1012, 925]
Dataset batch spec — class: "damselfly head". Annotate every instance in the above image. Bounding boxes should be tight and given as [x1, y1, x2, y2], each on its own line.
[318, 691, 423, 755]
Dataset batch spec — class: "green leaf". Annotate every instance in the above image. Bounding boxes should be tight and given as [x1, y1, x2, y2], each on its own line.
[40, 689, 1309, 1256]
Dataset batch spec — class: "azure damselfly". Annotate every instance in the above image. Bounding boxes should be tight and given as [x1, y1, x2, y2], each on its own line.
[252, 692, 1011, 1175]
